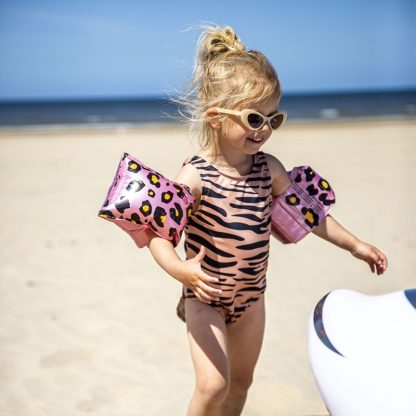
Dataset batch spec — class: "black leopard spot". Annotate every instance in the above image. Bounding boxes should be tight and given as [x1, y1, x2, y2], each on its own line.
[147, 173, 161, 188]
[161, 191, 174, 203]
[127, 161, 141, 173]
[169, 202, 184, 225]
[306, 184, 319, 196]
[304, 167, 315, 182]
[294, 173, 302, 183]
[173, 184, 185, 199]
[115, 196, 130, 213]
[285, 194, 300, 206]
[98, 210, 115, 219]
[169, 227, 176, 237]
[148, 189, 156, 198]
[319, 193, 336, 206]
[139, 200, 152, 217]
[301, 207, 319, 228]
[154, 206, 167, 227]
[122, 153, 129, 160]
[126, 180, 145, 192]
[102, 198, 109, 207]
[129, 213, 142, 224]
[318, 178, 331, 192]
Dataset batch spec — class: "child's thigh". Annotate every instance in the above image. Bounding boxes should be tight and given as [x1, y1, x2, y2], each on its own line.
[227, 296, 266, 382]
[185, 298, 230, 384]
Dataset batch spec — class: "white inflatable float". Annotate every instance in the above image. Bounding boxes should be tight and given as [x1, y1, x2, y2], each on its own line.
[308, 288, 416, 416]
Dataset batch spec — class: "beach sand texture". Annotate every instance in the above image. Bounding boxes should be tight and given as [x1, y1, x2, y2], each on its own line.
[0, 119, 415, 416]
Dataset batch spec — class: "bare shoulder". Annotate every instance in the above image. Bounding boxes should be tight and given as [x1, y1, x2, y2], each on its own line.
[174, 159, 202, 202]
[263, 153, 292, 196]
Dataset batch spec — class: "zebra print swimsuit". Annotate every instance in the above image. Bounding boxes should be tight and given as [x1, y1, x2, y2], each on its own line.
[177, 151, 273, 324]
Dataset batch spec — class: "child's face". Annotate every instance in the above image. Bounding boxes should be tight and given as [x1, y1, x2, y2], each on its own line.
[218, 94, 281, 156]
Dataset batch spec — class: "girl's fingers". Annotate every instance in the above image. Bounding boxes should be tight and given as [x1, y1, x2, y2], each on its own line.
[199, 272, 221, 294]
[375, 250, 388, 275]
[199, 281, 221, 299]
[194, 287, 214, 303]
[200, 273, 220, 284]
[193, 245, 206, 263]
[369, 262, 375, 273]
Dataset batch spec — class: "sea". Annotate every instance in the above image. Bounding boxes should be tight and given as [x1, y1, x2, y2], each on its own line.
[0, 89, 415, 128]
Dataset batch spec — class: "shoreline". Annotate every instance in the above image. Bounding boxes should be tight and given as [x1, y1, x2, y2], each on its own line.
[0, 115, 415, 137]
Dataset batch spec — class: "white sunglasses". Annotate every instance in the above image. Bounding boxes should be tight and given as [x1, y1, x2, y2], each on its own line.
[212, 107, 287, 131]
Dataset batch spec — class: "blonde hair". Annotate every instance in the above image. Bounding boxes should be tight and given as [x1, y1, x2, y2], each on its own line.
[176, 24, 281, 149]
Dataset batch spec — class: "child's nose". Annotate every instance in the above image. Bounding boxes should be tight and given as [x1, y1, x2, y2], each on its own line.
[260, 121, 272, 133]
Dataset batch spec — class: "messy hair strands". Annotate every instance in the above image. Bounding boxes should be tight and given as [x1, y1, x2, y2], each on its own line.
[175, 25, 280, 149]
[174, 25, 245, 147]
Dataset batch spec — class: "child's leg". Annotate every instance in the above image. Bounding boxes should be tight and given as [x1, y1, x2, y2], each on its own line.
[218, 296, 266, 416]
[185, 298, 230, 416]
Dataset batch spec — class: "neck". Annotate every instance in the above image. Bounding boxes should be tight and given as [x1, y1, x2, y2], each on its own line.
[203, 138, 254, 175]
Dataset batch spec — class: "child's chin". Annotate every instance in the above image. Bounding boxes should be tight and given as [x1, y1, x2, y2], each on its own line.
[244, 148, 260, 155]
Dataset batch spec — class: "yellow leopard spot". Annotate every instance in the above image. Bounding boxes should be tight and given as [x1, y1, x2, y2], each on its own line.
[175, 209, 179, 216]
[321, 180, 328, 189]
[161, 215, 166, 224]
[142, 205, 150, 212]
[289, 196, 297, 204]
[98, 214, 108, 218]
[305, 211, 314, 224]
[130, 163, 138, 170]
[164, 194, 171, 201]
[151, 175, 158, 184]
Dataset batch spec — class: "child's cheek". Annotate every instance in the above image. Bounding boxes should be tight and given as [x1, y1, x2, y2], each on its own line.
[226, 118, 247, 134]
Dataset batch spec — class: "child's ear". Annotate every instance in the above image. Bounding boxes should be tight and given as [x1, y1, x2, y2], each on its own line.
[204, 108, 221, 130]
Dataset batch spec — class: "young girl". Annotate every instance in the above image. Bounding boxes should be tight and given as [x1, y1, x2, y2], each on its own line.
[147, 25, 388, 416]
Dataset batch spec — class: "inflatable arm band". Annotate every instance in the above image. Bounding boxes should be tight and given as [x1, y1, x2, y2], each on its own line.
[271, 166, 335, 244]
[98, 153, 195, 248]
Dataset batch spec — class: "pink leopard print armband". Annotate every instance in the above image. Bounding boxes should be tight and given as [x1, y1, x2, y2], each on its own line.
[98, 153, 195, 248]
[271, 166, 335, 244]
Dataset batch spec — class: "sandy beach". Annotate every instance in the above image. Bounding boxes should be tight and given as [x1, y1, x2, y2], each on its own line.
[0, 118, 415, 416]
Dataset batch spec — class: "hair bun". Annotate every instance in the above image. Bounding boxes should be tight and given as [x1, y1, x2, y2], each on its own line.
[198, 25, 245, 65]
[210, 26, 245, 54]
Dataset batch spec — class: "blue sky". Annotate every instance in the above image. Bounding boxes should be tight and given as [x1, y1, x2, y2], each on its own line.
[0, 0, 415, 100]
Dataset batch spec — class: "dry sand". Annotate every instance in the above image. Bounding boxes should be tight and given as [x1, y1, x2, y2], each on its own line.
[0, 118, 415, 416]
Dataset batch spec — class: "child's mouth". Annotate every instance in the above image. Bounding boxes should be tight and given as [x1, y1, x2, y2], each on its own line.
[247, 137, 262, 144]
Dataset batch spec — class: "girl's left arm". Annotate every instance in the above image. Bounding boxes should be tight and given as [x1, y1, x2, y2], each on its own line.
[265, 153, 387, 275]
[313, 215, 388, 276]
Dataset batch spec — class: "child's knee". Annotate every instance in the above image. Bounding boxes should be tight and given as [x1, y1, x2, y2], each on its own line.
[196, 377, 230, 405]
[230, 374, 253, 393]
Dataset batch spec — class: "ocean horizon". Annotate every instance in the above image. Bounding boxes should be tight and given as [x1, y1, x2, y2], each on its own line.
[0, 89, 415, 128]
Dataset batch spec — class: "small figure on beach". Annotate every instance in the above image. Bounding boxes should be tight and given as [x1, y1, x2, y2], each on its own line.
[146, 25, 388, 416]
[99, 24, 388, 416]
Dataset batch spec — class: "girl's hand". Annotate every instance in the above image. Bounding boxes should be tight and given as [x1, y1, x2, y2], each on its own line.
[180, 246, 222, 304]
[350, 241, 388, 276]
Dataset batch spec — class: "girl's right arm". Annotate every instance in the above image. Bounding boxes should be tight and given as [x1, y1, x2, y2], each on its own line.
[147, 162, 222, 304]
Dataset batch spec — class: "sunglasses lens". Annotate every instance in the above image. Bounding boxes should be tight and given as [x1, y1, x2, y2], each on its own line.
[270, 113, 285, 129]
[247, 113, 264, 129]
